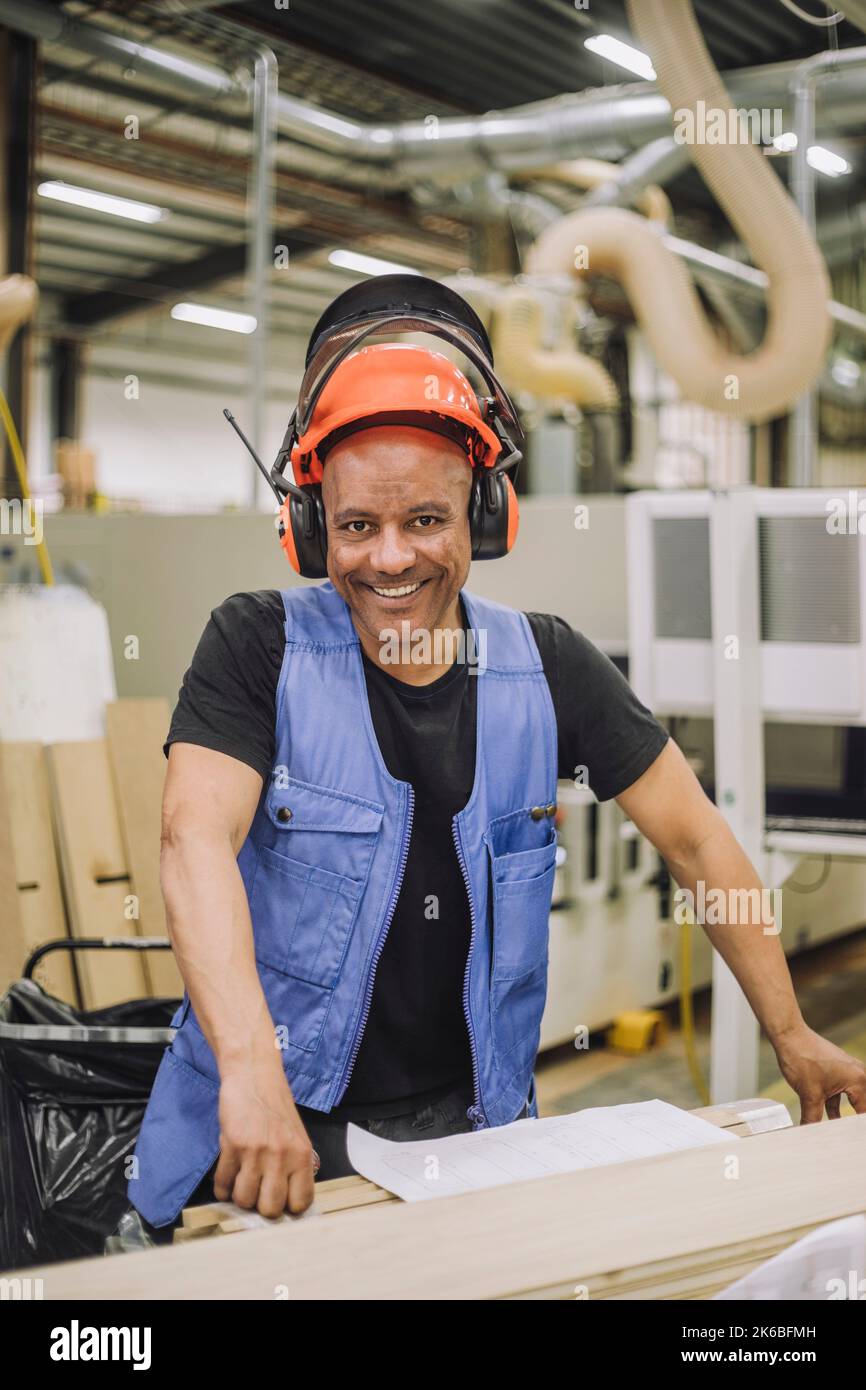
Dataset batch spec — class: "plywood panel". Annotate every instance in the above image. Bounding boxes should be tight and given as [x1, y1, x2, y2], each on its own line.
[0, 742, 76, 1003]
[106, 698, 181, 997]
[47, 740, 147, 1009]
[19, 1112, 866, 1301]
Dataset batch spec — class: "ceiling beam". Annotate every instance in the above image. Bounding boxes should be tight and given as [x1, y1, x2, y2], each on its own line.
[62, 227, 322, 326]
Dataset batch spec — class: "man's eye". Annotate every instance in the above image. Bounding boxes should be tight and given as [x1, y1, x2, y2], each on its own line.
[413, 515, 439, 528]
[346, 520, 370, 534]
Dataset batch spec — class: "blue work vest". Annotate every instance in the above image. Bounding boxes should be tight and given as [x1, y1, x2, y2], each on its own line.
[129, 581, 559, 1227]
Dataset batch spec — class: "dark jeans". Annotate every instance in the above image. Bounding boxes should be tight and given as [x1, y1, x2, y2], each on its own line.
[297, 1080, 477, 1181]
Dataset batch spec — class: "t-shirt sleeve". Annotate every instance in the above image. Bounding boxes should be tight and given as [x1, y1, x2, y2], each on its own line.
[164, 590, 285, 781]
[527, 612, 670, 802]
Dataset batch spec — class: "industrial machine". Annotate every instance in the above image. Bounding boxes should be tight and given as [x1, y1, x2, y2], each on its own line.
[625, 487, 866, 1098]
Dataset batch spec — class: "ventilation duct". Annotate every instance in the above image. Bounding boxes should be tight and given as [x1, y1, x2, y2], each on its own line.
[492, 286, 618, 411]
[0, 276, 37, 357]
[511, 156, 673, 226]
[1, 0, 864, 181]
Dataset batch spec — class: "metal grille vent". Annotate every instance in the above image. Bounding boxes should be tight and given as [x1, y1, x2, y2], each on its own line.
[760, 517, 860, 644]
[652, 517, 712, 640]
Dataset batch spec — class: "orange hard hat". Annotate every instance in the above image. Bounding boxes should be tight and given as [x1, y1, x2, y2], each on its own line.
[289, 341, 503, 486]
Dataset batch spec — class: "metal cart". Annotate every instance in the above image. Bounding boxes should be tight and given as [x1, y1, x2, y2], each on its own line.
[0, 938, 179, 1269]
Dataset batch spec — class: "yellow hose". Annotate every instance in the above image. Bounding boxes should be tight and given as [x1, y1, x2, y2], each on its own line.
[0, 384, 54, 585]
[679, 914, 710, 1106]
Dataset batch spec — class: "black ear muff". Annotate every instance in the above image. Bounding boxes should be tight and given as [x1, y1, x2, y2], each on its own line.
[469, 468, 518, 561]
[285, 483, 329, 578]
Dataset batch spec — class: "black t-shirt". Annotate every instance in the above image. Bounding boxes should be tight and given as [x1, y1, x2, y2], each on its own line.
[165, 590, 669, 1118]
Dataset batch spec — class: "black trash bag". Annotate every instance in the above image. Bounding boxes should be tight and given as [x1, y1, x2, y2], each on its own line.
[0, 978, 178, 1270]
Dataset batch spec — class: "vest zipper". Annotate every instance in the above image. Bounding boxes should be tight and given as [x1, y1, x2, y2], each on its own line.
[452, 817, 488, 1131]
[336, 785, 415, 1101]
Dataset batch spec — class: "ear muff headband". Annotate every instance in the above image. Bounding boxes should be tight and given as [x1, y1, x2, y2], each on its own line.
[296, 313, 522, 441]
[271, 311, 524, 502]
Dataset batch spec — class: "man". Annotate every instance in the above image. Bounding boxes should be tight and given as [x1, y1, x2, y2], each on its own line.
[129, 276, 866, 1230]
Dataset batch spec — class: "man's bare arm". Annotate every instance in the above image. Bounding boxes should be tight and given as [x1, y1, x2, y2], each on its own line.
[615, 739, 866, 1120]
[160, 743, 316, 1213]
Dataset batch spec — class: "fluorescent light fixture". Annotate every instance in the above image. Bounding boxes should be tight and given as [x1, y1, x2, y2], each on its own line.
[772, 134, 851, 176]
[807, 144, 851, 177]
[772, 131, 798, 154]
[584, 34, 656, 81]
[37, 180, 168, 223]
[328, 249, 421, 277]
[831, 356, 861, 388]
[171, 302, 257, 334]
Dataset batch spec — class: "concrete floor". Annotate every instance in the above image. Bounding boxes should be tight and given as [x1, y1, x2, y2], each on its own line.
[536, 925, 866, 1123]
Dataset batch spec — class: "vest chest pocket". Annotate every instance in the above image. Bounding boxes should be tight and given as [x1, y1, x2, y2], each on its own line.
[251, 847, 367, 987]
[249, 778, 384, 1051]
[486, 823, 557, 1066]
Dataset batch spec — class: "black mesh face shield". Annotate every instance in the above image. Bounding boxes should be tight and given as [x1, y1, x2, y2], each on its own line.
[270, 275, 524, 498]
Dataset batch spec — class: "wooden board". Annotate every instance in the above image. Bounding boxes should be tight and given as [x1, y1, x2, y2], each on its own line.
[174, 1100, 792, 1240]
[19, 1111, 866, 1300]
[0, 742, 25, 994]
[46, 740, 148, 1009]
[105, 699, 181, 997]
[0, 742, 76, 1003]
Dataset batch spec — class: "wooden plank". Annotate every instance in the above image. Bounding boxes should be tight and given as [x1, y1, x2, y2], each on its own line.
[316, 1185, 395, 1215]
[315, 1174, 372, 1194]
[0, 742, 25, 995]
[46, 740, 147, 1009]
[19, 1111, 866, 1301]
[0, 742, 76, 1004]
[514, 1223, 817, 1300]
[177, 1102, 789, 1232]
[105, 699, 181, 997]
[173, 1225, 216, 1245]
[181, 1205, 233, 1232]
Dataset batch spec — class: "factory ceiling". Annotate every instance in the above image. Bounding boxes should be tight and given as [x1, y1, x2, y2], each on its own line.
[5, 0, 864, 388]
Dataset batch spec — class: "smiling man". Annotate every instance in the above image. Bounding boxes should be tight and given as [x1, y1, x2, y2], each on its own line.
[128, 276, 866, 1232]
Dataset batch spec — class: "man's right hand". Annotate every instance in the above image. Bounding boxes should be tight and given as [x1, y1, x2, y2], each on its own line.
[214, 1057, 317, 1217]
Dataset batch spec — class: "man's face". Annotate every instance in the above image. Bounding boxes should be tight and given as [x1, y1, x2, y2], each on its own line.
[321, 425, 473, 648]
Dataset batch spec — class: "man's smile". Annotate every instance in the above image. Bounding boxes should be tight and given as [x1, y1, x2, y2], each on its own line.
[363, 578, 431, 602]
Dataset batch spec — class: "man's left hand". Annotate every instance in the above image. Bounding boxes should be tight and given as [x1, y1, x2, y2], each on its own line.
[773, 1022, 866, 1123]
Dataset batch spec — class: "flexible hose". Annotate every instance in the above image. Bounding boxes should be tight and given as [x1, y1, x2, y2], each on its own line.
[680, 915, 711, 1107]
[0, 275, 53, 584]
[527, 0, 832, 423]
[0, 386, 54, 585]
[493, 286, 620, 408]
[512, 157, 672, 225]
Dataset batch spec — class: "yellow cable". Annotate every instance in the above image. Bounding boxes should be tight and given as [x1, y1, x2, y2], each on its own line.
[0, 384, 54, 585]
[680, 914, 710, 1106]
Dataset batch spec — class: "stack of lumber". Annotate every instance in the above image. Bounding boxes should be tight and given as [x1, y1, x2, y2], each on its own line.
[0, 697, 181, 1007]
[173, 1177, 396, 1244]
[17, 1112, 866, 1301]
[171, 1101, 793, 1247]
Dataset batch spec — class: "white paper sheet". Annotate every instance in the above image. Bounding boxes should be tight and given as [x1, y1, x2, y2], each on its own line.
[715, 1215, 866, 1301]
[346, 1099, 737, 1202]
